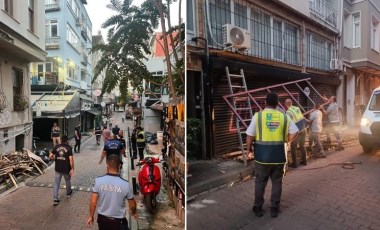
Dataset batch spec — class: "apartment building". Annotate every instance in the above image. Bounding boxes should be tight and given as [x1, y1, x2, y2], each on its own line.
[30, 0, 95, 140]
[187, 0, 342, 158]
[341, 0, 380, 126]
[0, 0, 47, 152]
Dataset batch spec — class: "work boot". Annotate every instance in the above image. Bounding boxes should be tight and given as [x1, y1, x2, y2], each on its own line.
[252, 206, 263, 217]
[271, 207, 279, 218]
[300, 160, 307, 166]
[288, 162, 297, 168]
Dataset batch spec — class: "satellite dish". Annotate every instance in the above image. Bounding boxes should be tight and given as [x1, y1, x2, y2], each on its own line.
[230, 27, 245, 46]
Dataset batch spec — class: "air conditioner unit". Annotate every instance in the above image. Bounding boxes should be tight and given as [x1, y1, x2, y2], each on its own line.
[223, 24, 251, 50]
[330, 59, 343, 71]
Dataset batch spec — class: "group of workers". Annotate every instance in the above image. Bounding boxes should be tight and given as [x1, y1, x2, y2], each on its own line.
[246, 92, 344, 219]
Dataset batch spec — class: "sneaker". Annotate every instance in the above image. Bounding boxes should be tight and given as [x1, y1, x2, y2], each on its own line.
[271, 207, 279, 218]
[252, 206, 264, 217]
[67, 190, 73, 198]
[53, 199, 60, 206]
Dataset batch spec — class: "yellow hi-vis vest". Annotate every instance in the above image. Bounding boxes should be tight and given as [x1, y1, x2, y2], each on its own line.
[286, 106, 308, 132]
[255, 110, 289, 164]
[137, 131, 145, 148]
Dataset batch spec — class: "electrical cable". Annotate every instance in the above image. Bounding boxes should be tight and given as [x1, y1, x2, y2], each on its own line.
[291, 161, 362, 170]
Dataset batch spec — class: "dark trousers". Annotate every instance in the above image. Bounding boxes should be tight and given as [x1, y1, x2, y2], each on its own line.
[254, 162, 285, 208]
[96, 135, 101, 144]
[97, 214, 129, 230]
[137, 147, 144, 161]
[290, 129, 307, 164]
[74, 139, 81, 153]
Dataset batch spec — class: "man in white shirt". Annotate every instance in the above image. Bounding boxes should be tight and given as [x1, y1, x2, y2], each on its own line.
[309, 104, 326, 157]
[321, 96, 344, 150]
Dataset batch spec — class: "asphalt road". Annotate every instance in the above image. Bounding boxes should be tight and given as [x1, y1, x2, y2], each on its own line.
[187, 142, 380, 230]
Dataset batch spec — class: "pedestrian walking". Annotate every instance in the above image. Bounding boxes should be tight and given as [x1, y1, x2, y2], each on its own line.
[49, 135, 74, 206]
[122, 113, 125, 123]
[131, 127, 138, 159]
[109, 117, 113, 129]
[309, 104, 326, 157]
[246, 92, 298, 218]
[99, 134, 126, 164]
[285, 99, 309, 168]
[117, 130, 126, 149]
[102, 116, 108, 127]
[136, 127, 146, 161]
[74, 123, 82, 153]
[51, 122, 61, 146]
[102, 125, 111, 143]
[112, 124, 120, 136]
[87, 154, 138, 229]
[94, 123, 102, 145]
[321, 96, 344, 150]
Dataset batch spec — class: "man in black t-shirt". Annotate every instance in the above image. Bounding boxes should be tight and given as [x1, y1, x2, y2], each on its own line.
[94, 124, 102, 145]
[74, 123, 82, 153]
[99, 134, 126, 164]
[49, 135, 74, 206]
[112, 124, 120, 136]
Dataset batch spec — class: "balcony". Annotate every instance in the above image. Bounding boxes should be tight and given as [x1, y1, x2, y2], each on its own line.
[46, 37, 60, 50]
[31, 72, 58, 85]
[309, 0, 337, 28]
[45, 0, 60, 12]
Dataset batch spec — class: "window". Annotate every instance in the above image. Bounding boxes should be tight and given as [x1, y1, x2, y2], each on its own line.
[4, 0, 13, 16]
[187, 0, 195, 34]
[234, 3, 247, 29]
[28, 0, 34, 32]
[371, 15, 379, 52]
[12, 68, 24, 111]
[68, 66, 75, 79]
[67, 0, 79, 19]
[67, 24, 79, 51]
[353, 13, 360, 48]
[208, 0, 231, 46]
[307, 33, 333, 70]
[343, 11, 352, 48]
[46, 20, 58, 37]
[251, 8, 299, 65]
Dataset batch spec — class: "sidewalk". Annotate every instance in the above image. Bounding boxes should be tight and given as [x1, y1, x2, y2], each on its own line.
[187, 126, 360, 200]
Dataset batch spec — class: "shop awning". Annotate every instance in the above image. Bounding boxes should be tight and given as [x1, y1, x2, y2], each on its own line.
[86, 109, 101, 116]
[31, 91, 81, 118]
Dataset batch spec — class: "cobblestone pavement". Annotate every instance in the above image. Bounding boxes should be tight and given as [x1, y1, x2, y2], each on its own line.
[187, 142, 380, 230]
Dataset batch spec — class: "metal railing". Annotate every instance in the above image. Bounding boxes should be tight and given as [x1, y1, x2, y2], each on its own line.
[207, 1, 302, 66]
[309, 0, 337, 28]
[45, 0, 60, 11]
[45, 37, 60, 49]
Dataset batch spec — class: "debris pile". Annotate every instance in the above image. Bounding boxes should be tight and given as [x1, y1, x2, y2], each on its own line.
[0, 149, 47, 188]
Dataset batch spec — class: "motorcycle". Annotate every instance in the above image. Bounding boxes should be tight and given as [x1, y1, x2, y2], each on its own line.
[136, 157, 163, 214]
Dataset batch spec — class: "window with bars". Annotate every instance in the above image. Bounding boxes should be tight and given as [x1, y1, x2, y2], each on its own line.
[12, 68, 24, 111]
[306, 33, 333, 70]
[207, 2, 301, 66]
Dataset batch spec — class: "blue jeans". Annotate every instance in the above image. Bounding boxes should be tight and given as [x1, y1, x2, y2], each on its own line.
[53, 171, 71, 200]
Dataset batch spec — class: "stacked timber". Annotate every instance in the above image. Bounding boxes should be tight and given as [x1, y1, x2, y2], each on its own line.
[0, 149, 47, 188]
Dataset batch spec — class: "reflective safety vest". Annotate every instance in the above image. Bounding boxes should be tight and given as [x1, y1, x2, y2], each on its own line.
[286, 106, 308, 132]
[136, 131, 145, 148]
[255, 110, 289, 164]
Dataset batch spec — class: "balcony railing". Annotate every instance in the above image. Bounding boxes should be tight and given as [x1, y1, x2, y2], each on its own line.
[309, 0, 337, 28]
[31, 73, 58, 85]
[46, 37, 60, 49]
[45, 0, 60, 12]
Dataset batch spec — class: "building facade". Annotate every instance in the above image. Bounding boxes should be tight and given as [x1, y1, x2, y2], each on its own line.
[0, 0, 47, 152]
[341, 0, 380, 126]
[30, 0, 95, 140]
[187, 0, 343, 158]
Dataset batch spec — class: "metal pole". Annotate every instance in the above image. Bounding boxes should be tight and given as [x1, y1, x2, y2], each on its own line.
[132, 176, 137, 195]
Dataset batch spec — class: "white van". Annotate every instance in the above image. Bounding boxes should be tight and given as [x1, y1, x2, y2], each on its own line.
[359, 87, 380, 153]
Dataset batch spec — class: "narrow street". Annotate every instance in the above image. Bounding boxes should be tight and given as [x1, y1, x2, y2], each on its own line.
[0, 112, 181, 230]
[187, 142, 380, 230]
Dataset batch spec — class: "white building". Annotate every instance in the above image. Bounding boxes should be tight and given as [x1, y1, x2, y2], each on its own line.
[0, 0, 47, 152]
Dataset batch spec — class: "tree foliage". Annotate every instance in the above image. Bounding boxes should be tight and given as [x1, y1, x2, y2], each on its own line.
[93, 0, 184, 99]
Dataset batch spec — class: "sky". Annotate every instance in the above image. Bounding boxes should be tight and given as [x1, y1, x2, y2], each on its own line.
[85, 0, 183, 40]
